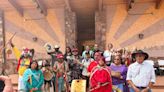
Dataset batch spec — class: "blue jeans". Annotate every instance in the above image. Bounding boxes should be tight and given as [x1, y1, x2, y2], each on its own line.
[58, 77, 64, 92]
[129, 87, 151, 92]
[53, 76, 65, 92]
[114, 83, 124, 91]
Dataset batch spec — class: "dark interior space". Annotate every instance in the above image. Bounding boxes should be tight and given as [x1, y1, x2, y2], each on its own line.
[69, 0, 98, 53]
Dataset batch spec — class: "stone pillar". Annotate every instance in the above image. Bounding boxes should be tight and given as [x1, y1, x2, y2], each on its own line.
[0, 10, 5, 74]
[95, 9, 107, 51]
[65, 8, 77, 48]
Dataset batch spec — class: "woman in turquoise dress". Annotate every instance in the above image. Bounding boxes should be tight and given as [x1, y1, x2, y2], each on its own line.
[23, 60, 44, 92]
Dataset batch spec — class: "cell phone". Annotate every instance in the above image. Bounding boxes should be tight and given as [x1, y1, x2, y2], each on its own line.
[0, 80, 5, 92]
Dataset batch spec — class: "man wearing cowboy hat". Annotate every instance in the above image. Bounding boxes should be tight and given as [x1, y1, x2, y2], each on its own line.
[126, 50, 156, 92]
[47, 44, 62, 91]
[47, 44, 62, 67]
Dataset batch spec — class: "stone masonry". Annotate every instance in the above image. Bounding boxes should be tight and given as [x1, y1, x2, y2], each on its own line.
[65, 8, 77, 48]
[95, 8, 107, 51]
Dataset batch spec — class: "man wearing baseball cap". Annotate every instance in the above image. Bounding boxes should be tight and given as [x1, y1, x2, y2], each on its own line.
[53, 53, 69, 92]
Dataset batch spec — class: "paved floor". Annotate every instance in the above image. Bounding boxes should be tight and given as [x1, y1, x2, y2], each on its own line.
[151, 76, 164, 92]
[9, 74, 164, 92]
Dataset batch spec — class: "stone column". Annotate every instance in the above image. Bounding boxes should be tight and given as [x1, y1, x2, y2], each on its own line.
[0, 10, 6, 74]
[95, 9, 107, 51]
[65, 8, 77, 48]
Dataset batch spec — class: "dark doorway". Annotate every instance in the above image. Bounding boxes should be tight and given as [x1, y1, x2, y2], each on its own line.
[69, 0, 98, 54]
[76, 14, 95, 54]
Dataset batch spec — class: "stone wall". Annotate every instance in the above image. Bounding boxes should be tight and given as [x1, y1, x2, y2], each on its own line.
[95, 9, 107, 51]
[0, 11, 3, 45]
[65, 8, 77, 48]
[0, 59, 17, 75]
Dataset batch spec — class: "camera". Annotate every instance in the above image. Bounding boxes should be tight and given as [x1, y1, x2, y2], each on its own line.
[0, 80, 5, 92]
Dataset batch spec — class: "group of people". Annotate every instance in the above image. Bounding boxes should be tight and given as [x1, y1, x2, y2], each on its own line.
[0, 42, 156, 92]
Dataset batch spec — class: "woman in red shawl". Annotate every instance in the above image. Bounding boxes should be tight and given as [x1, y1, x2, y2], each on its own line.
[87, 52, 101, 73]
[89, 57, 112, 92]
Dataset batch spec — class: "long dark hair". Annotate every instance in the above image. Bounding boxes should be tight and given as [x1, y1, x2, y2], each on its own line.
[29, 60, 39, 70]
[65, 46, 72, 54]
[64, 46, 72, 60]
[41, 60, 50, 67]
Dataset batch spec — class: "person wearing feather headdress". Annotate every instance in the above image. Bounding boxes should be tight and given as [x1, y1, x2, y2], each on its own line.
[9, 41, 33, 91]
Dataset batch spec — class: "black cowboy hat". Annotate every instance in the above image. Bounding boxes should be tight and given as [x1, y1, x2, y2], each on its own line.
[132, 50, 149, 60]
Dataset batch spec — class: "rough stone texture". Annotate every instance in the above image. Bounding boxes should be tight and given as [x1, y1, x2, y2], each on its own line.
[95, 9, 107, 51]
[0, 59, 17, 75]
[0, 11, 3, 60]
[65, 8, 77, 48]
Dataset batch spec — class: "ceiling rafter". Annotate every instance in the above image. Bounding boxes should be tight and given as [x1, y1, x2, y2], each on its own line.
[127, 0, 134, 11]
[155, 0, 162, 9]
[32, 0, 47, 16]
[8, 0, 23, 16]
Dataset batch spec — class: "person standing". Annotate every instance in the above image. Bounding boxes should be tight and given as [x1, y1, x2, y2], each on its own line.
[53, 54, 69, 92]
[23, 60, 44, 92]
[110, 55, 128, 92]
[126, 50, 156, 92]
[47, 45, 62, 67]
[45, 44, 62, 91]
[64, 46, 72, 61]
[82, 46, 94, 59]
[9, 41, 32, 91]
[81, 52, 94, 89]
[92, 44, 101, 57]
[89, 57, 112, 92]
[41, 61, 53, 92]
[69, 48, 82, 82]
[103, 43, 113, 66]
[88, 52, 102, 73]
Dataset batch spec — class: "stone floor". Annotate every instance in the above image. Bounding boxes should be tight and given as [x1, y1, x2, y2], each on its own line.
[8, 74, 164, 92]
[152, 76, 164, 92]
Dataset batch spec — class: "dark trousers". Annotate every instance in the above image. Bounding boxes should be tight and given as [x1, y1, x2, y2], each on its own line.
[52, 76, 56, 91]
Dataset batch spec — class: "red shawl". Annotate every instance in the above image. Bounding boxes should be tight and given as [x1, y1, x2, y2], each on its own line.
[89, 66, 112, 92]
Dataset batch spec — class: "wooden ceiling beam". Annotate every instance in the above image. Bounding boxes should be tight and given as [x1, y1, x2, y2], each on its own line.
[127, 0, 134, 11]
[8, 0, 23, 16]
[32, 0, 47, 16]
[155, 0, 162, 9]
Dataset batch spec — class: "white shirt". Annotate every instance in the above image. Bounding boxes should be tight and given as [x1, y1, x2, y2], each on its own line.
[82, 50, 94, 59]
[81, 58, 94, 76]
[126, 61, 156, 87]
[103, 50, 112, 61]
